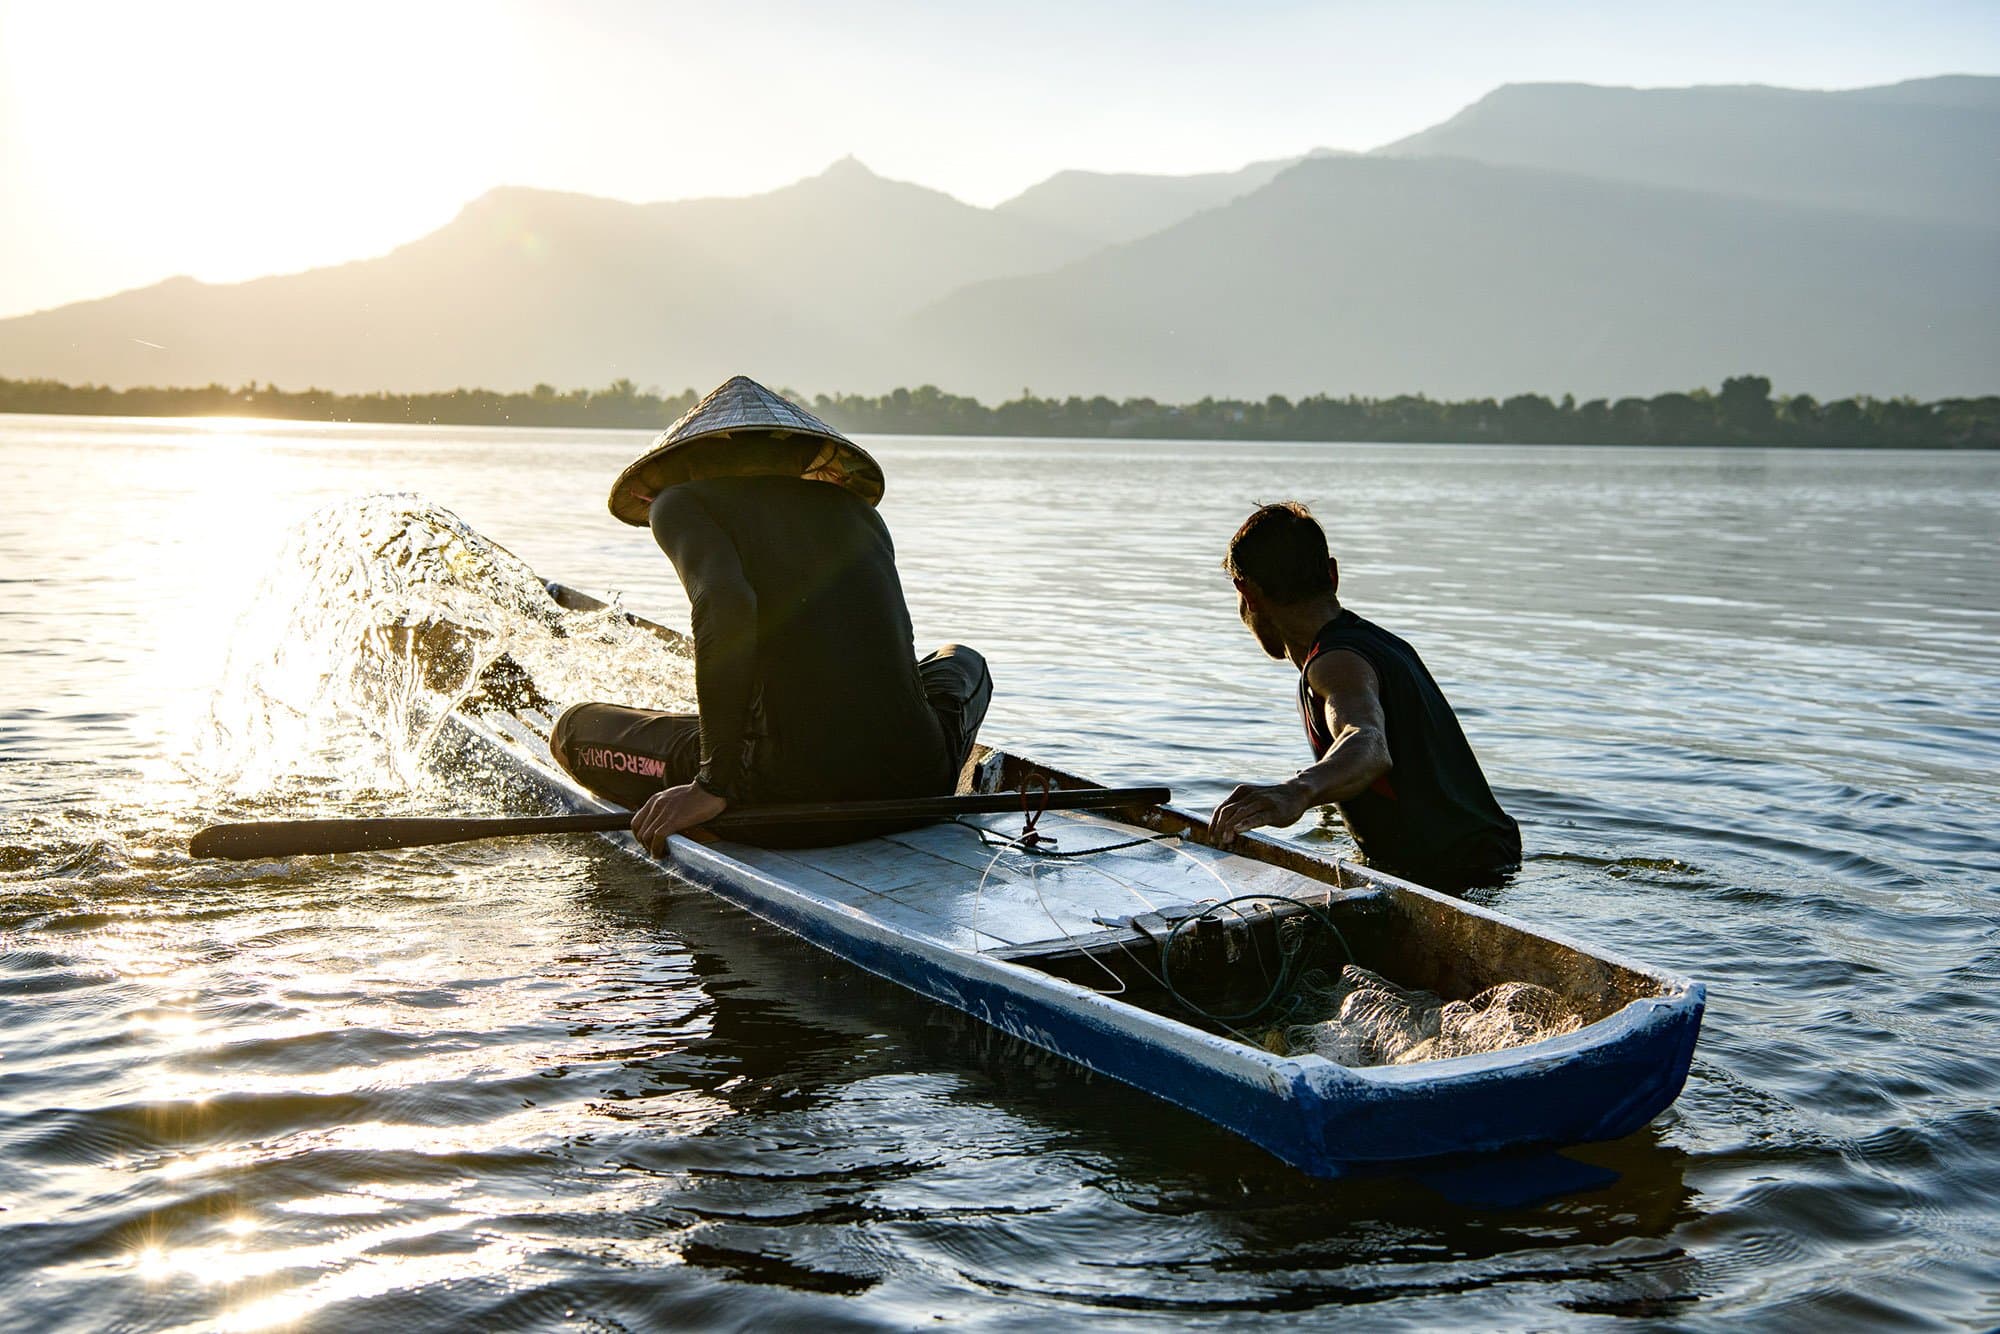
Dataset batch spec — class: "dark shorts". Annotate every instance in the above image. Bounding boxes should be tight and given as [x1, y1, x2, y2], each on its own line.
[549, 643, 994, 816]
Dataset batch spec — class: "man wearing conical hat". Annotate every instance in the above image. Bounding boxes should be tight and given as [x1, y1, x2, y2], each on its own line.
[551, 375, 992, 853]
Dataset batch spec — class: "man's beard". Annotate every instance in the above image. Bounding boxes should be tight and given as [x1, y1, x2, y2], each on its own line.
[1246, 611, 1286, 660]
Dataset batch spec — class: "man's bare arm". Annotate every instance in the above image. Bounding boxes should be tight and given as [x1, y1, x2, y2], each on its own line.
[1293, 649, 1393, 804]
[1210, 650, 1391, 839]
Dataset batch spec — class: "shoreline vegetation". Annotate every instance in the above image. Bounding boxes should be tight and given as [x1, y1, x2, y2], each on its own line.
[2, 374, 1994, 448]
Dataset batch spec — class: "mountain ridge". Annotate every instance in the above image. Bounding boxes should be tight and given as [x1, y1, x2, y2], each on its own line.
[1375, 76, 1999, 226]
[1, 76, 1993, 398]
[0, 159, 1097, 392]
[993, 149, 1346, 244]
[901, 151, 1996, 400]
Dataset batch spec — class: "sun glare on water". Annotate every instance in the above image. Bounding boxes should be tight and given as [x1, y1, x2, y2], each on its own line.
[141, 426, 320, 780]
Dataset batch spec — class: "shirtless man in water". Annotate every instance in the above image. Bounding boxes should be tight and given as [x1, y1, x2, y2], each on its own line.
[1210, 502, 1520, 886]
[550, 376, 991, 854]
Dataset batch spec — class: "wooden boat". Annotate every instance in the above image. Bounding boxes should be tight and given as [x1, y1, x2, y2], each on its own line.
[435, 581, 1705, 1179]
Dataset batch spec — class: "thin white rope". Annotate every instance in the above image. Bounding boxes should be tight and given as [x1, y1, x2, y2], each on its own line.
[1023, 860, 1128, 997]
[970, 805, 1312, 975]
[967, 811, 1153, 990]
[1058, 807, 1240, 906]
[969, 826, 1010, 953]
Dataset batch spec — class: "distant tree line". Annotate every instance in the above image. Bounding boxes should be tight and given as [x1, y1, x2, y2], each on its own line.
[0, 377, 697, 430]
[2, 373, 1994, 448]
[807, 377, 1999, 448]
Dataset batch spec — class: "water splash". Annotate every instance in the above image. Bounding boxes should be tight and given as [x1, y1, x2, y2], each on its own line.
[196, 494, 693, 797]
[1270, 965, 1585, 1067]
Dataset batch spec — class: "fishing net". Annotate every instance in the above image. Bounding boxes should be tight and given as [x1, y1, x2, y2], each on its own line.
[1260, 964, 1585, 1067]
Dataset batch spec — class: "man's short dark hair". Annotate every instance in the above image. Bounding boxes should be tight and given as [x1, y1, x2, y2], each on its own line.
[1224, 502, 1333, 604]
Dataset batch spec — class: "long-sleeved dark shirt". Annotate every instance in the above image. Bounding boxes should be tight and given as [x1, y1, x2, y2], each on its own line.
[648, 475, 953, 804]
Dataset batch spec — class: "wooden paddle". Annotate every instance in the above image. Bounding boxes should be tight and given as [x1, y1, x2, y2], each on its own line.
[188, 785, 1171, 861]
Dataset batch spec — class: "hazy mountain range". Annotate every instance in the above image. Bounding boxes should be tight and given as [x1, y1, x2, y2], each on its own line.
[2, 76, 1993, 401]
[992, 149, 1349, 244]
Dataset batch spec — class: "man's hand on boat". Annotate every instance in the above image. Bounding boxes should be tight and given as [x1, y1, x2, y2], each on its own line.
[1210, 656, 1394, 841]
[632, 782, 729, 855]
[1211, 779, 1314, 841]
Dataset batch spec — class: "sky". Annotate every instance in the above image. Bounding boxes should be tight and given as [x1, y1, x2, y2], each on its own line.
[1, 0, 1995, 319]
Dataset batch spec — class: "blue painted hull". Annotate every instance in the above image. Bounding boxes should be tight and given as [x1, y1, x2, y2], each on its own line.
[665, 842, 1704, 1175]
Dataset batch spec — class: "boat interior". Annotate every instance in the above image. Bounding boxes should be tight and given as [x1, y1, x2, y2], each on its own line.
[962, 747, 1670, 1041]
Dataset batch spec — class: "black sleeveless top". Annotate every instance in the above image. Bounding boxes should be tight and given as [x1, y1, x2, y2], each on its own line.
[1299, 610, 1520, 880]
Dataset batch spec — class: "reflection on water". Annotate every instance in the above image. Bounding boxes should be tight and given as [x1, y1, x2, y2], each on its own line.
[0, 416, 1996, 1328]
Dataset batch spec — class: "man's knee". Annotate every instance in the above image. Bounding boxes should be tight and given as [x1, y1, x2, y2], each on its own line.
[920, 645, 993, 772]
[549, 702, 704, 801]
[549, 702, 602, 776]
[924, 642, 989, 680]
[921, 643, 991, 705]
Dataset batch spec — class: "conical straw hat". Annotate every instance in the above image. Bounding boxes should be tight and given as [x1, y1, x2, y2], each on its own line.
[607, 375, 884, 525]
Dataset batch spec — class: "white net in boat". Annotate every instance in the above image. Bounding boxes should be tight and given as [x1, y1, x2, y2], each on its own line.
[1276, 965, 1585, 1067]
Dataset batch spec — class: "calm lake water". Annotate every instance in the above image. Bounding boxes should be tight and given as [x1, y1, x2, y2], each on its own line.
[2, 414, 1997, 1329]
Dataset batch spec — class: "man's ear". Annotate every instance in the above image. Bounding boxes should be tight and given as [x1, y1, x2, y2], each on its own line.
[1327, 556, 1340, 595]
